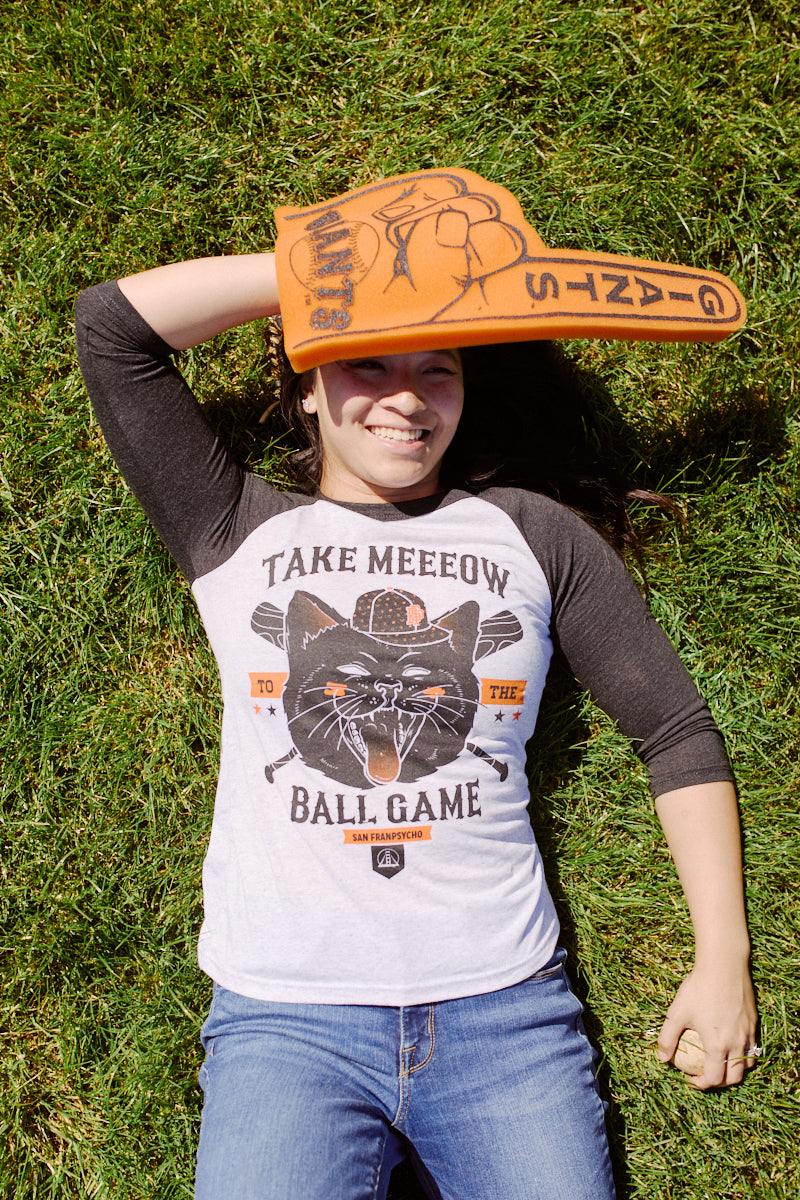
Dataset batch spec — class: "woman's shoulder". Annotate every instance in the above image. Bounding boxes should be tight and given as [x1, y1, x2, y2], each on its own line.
[469, 485, 627, 605]
[472, 485, 608, 545]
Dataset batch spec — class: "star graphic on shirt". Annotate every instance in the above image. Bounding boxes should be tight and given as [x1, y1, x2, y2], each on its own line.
[494, 711, 504, 722]
[268, 705, 277, 716]
[513, 710, 521, 721]
[253, 704, 260, 714]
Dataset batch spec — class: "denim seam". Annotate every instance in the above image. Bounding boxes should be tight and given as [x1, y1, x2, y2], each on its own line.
[368, 1126, 392, 1200]
[395, 1007, 411, 1126]
[407, 1005, 435, 1076]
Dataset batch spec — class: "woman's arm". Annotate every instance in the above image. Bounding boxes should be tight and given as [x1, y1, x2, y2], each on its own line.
[525, 498, 756, 1089]
[76, 260, 282, 581]
[118, 253, 280, 349]
[655, 780, 757, 1089]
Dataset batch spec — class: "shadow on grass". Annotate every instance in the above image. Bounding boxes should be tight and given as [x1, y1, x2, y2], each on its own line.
[454, 338, 791, 538]
[199, 371, 291, 481]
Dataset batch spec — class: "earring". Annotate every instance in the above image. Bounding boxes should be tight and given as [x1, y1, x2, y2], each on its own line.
[301, 399, 313, 413]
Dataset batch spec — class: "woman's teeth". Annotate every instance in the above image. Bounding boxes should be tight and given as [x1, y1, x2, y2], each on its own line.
[368, 427, 426, 442]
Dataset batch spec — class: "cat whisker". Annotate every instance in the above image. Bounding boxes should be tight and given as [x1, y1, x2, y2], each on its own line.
[334, 696, 371, 718]
[308, 713, 350, 742]
[300, 685, 354, 697]
[288, 704, 351, 743]
[422, 711, 469, 738]
[287, 698, 346, 725]
[408, 699, 479, 723]
[436, 706, 482, 727]
[409, 693, 480, 712]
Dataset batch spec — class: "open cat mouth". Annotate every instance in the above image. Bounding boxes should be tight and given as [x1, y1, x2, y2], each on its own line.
[346, 715, 421, 786]
[362, 725, 400, 784]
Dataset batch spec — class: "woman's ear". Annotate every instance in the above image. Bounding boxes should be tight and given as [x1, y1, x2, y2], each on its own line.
[301, 370, 318, 414]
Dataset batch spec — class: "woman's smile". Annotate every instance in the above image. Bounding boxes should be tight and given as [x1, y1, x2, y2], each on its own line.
[366, 424, 428, 444]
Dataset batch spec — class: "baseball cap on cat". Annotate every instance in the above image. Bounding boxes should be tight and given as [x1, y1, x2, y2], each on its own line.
[351, 588, 451, 646]
[275, 167, 746, 372]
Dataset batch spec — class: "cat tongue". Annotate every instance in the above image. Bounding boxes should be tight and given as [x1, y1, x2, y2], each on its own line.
[364, 728, 400, 784]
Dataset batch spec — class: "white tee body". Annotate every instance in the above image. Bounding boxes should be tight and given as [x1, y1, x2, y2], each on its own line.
[194, 494, 558, 1004]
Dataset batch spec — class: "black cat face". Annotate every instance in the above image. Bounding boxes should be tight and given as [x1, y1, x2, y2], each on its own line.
[251, 586, 525, 789]
[282, 590, 480, 787]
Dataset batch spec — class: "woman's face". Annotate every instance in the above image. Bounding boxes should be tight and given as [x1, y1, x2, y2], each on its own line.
[304, 349, 464, 503]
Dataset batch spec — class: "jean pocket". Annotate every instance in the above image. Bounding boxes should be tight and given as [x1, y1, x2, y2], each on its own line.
[523, 945, 568, 983]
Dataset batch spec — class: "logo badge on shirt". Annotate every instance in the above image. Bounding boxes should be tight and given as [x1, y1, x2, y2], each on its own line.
[372, 845, 405, 878]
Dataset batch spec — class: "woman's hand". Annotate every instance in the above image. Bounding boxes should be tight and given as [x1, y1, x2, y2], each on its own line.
[655, 780, 757, 1090]
[658, 959, 757, 1089]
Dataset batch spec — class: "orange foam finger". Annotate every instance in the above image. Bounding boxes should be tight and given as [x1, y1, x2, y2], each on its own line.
[275, 168, 746, 372]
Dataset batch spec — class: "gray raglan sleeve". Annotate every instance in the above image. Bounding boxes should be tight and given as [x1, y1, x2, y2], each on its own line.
[75, 280, 286, 581]
[511, 492, 734, 798]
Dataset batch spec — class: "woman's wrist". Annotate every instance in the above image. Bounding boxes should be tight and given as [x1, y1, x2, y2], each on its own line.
[691, 934, 751, 972]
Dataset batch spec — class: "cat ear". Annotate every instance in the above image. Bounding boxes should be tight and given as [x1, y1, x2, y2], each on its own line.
[286, 590, 346, 652]
[475, 609, 524, 661]
[251, 600, 286, 650]
[434, 600, 480, 661]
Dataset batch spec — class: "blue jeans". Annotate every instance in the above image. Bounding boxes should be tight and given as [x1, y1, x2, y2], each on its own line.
[195, 950, 615, 1199]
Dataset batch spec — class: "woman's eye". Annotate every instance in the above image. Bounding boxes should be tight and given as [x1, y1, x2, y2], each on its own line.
[347, 359, 385, 372]
[422, 357, 459, 376]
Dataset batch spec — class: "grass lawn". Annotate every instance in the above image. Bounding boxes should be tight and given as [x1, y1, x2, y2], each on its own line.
[1, 1, 798, 1196]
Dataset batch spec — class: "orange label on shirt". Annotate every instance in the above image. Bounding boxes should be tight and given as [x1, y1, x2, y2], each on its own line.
[344, 827, 432, 844]
[480, 679, 527, 705]
[249, 672, 288, 698]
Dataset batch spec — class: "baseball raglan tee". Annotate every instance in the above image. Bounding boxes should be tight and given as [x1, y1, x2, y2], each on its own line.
[76, 281, 734, 1005]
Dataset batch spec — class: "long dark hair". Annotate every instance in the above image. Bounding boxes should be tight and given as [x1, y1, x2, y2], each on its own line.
[275, 332, 675, 557]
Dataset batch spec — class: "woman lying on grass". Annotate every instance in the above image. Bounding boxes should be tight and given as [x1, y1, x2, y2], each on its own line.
[76, 170, 756, 1200]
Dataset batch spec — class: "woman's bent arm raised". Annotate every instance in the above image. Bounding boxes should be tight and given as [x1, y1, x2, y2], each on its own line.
[118, 253, 280, 350]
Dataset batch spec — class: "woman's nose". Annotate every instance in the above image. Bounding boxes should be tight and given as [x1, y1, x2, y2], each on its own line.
[380, 383, 425, 412]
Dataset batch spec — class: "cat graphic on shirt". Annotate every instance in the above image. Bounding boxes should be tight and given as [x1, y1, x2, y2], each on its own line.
[251, 586, 522, 788]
